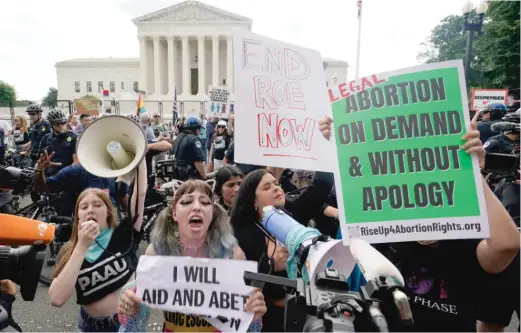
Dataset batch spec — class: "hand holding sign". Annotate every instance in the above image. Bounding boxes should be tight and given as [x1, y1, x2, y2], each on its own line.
[461, 121, 485, 169]
[118, 287, 142, 317]
[319, 115, 333, 141]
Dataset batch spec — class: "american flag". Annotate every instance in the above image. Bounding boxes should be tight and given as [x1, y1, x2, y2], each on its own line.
[172, 87, 179, 125]
[357, 0, 362, 19]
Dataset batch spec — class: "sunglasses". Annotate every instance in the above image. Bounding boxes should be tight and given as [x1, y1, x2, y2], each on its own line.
[154, 115, 160, 118]
[217, 125, 226, 129]
[53, 121, 67, 126]
[27, 112, 37, 116]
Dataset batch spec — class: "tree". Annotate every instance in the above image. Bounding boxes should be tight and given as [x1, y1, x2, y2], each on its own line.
[474, 1, 520, 88]
[42, 87, 58, 108]
[418, 1, 520, 89]
[0, 81, 17, 106]
[80, 94, 99, 100]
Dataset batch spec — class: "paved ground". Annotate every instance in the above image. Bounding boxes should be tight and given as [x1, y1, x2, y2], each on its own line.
[8, 196, 520, 332]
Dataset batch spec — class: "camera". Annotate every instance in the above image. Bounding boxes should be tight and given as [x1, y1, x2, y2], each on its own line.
[0, 245, 46, 302]
[0, 165, 37, 195]
[244, 269, 413, 332]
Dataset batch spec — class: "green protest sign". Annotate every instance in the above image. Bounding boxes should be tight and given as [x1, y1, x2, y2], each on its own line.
[330, 61, 488, 243]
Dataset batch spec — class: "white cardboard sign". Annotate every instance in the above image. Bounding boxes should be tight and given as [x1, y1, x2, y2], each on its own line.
[471, 89, 508, 110]
[136, 256, 257, 332]
[232, 30, 333, 172]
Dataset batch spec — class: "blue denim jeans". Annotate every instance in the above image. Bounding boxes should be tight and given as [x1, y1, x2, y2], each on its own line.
[78, 307, 120, 332]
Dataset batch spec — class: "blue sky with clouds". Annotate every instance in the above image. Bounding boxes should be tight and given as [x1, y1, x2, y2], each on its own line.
[0, 0, 481, 100]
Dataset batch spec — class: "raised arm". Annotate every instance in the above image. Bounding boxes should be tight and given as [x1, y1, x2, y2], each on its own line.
[130, 159, 147, 231]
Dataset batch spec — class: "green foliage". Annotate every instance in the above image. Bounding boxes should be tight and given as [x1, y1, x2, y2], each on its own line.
[0, 81, 17, 105]
[80, 94, 99, 100]
[42, 87, 58, 107]
[474, 1, 520, 88]
[419, 2, 520, 89]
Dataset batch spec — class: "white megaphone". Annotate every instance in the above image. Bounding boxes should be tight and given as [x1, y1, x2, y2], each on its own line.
[76, 115, 147, 179]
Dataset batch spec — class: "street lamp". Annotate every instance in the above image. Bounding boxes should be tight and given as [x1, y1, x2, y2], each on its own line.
[462, 0, 489, 86]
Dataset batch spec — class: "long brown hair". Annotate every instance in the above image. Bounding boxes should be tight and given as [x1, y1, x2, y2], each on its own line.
[53, 188, 118, 278]
[151, 180, 236, 259]
[14, 115, 28, 132]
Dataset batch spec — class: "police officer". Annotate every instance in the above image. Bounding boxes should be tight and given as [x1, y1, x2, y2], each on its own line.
[172, 116, 206, 181]
[37, 109, 78, 177]
[26, 104, 51, 164]
[477, 102, 508, 143]
[484, 109, 520, 154]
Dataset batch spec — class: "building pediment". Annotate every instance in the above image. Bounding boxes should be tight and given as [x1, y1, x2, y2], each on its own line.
[132, 0, 252, 24]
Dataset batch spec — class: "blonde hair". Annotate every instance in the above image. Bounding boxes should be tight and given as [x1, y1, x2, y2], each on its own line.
[14, 115, 28, 132]
[53, 188, 118, 278]
[151, 180, 236, 258]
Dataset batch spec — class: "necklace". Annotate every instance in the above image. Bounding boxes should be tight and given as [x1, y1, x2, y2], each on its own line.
[178, 238, 208, 257]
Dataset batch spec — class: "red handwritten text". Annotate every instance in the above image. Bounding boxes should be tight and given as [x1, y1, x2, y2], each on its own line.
[242, 39, 309, 111]
[328, 75, 387, 103]
[257, 113, 315, 151]
[253, 77, 305, 110]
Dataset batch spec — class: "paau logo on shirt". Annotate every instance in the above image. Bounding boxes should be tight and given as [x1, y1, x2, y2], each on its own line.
[41, 127, 46, 132]
[67, 136, 72, 142]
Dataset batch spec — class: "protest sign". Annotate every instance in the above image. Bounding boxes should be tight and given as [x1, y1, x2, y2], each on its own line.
[209, 86, 230, 118]
[136, 256, 257, 332]
[331, 60, 489, 244]
[232, 30, 333, 172]
[470, 88, 508, 110]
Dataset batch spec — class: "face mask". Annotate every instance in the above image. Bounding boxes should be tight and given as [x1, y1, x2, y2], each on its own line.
[85, 228, 114, 263]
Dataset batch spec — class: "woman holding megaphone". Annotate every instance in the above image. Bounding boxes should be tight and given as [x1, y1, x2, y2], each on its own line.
[48, 157, 147, 332]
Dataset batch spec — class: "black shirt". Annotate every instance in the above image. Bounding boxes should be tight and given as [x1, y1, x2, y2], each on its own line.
[211, 135, 230, 161]
[478, 121, 501, 143]
[374, 240, 489, 332]
[29, 120, 51, 156]
[484, 133, 519, 154]
[38, 130, 77, 176]
[173, 131, 205, 166]
[233, 172, 334, 332]
[224, 142, 264, 175]
[494, 178, 520, 227]
[75, 219, 140, 305]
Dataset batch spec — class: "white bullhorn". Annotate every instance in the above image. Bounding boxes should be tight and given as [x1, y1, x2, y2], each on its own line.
[76, 115, 147, 178]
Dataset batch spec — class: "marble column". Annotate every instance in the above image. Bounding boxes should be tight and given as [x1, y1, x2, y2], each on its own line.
[167, 36, 175, 95]
[198, 36, 206, 95]
[181, 35, 190, 95]
[226, 36, 233, 94]
[153, 36, 161, 95]
[138, 36, 148, 93]
[212, 35, 219, 86]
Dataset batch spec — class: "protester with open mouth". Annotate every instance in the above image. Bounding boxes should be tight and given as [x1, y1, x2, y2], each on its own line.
[229, 168, 334, 332]
[47, 159, 147, 332]
[117, 180, 267, 332]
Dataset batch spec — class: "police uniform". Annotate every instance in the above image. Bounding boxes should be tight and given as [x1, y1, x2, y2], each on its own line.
[29, 120, 51, 162]
[477, 121, 501, 143]
[38, 130, 78, 176]
[172, 130, 205, 180]
[483, 133, 519, 154]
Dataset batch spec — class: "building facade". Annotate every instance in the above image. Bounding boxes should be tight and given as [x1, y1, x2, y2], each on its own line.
[56, 0, 348, 119]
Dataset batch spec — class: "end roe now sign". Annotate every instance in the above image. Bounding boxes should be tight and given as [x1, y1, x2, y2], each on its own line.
[331, 60, 489, 243]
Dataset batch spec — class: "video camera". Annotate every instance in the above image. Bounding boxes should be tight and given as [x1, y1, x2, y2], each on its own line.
[0, 245, 45, 301]
[484, 152, 520, 181]
[244, 268, 412, 332]
[247, 206, 414, 332]
[0, 164, 37, 195]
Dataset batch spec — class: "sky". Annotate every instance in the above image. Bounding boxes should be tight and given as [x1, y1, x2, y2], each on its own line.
[0, 0, 484, 101]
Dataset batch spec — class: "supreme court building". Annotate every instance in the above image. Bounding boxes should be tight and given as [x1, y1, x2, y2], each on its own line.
[55, 0, 348, 118]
